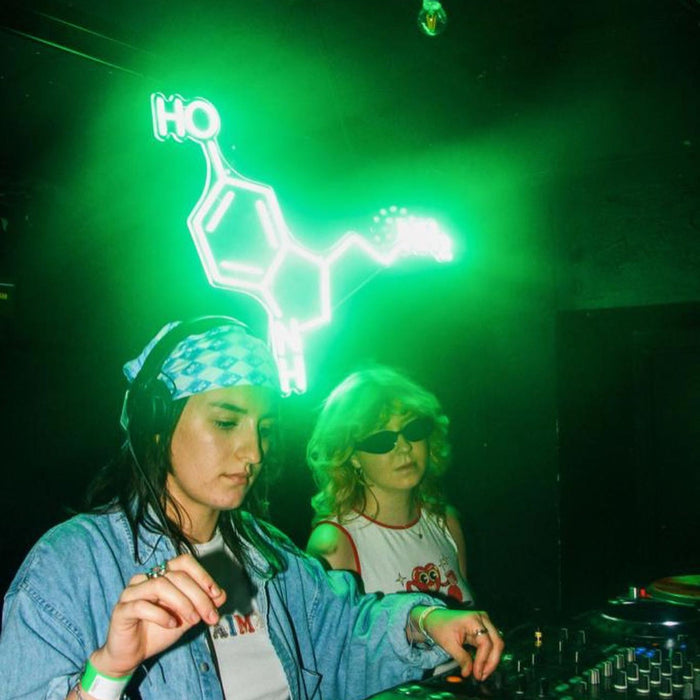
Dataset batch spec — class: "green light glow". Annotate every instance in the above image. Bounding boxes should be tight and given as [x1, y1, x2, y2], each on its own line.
[151, 93, 454, 395]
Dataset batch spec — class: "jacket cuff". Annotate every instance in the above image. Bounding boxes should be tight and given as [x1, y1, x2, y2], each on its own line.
[392, 595, 451, 668]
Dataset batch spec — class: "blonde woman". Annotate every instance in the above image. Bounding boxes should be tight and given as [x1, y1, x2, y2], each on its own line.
[307, 366, 474, 607]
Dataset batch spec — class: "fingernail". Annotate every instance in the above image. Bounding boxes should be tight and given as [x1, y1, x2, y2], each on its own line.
[208, 610, 219, 624]
[210, 584, 221, 596]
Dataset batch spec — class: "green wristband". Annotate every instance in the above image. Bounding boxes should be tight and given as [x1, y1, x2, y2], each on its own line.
[80, 659, 132, 700]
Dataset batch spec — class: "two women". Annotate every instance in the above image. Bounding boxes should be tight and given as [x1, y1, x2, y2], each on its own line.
[0, 319, 501, 700]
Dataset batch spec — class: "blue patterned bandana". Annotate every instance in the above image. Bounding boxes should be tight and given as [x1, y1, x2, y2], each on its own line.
[123, 321, 280, 399]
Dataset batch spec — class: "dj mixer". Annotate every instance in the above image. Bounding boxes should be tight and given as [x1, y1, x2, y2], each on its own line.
[367, 578, 700, 700]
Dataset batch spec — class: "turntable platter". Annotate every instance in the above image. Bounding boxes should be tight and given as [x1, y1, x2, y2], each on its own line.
[584, 595, 700, 644]
[648, 574, 700, 606]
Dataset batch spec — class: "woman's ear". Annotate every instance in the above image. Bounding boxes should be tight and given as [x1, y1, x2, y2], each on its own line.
[350, 453, 362, 470]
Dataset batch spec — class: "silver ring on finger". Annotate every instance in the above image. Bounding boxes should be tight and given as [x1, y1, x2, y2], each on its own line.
[145, 561, 168, 579]
[473, 627, 488, 637]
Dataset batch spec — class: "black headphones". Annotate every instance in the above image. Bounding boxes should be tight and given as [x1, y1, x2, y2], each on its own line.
[124, 315, 247, 437]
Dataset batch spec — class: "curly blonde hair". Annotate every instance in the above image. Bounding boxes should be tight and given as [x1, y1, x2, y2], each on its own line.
[307, 365, 450, 524]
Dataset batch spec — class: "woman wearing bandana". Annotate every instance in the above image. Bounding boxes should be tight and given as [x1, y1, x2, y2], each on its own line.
[0, 319, 502, 700]
[306, 366, 474, 611]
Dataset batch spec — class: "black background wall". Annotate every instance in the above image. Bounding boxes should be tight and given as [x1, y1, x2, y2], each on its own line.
[558, 303, 700, 615]
[1, 0, 699, 632]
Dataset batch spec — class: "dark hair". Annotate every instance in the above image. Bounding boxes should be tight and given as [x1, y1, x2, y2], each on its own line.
[86, 394, 294, 576]
[307, 365, 451, 524]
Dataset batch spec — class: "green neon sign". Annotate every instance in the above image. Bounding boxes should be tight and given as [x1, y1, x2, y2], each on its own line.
[151, 93, 454, 395]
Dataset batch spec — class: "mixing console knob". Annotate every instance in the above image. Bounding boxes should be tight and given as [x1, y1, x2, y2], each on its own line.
[515, 673, 528, 695]
[559, 628, 570, 642]
[638, 656, 651, 674]
[662, 660, 672, 677]
[625, 648, 637, 664]
[674, 669, 686, 690]
[572, 650, 581, 665]
[659, 678, 673, 698]
[694, 668, 700, 692]
[637, 676, 651, 695]
[602, 661, 614, 678]
[614, 654, 627, 670]
[683, 663, 694, 682]
[650, 667, 662, 686]
[537, 677, 550, 697]
[660, 678, 673, 698]
[683, 682, 695, 700]
[393, 684, 423, 695]
[585, 668, 601, 685]
[575, 630, 587, 646]
[614, 670, 628, 692]
[651, 650, 662, 664]
[627, 663, 640, 683]
[674, 652, 686, 669]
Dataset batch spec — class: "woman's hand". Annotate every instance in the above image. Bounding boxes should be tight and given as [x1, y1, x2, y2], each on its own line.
[410, 607, 504, 680]
[89, 553, 226, 678]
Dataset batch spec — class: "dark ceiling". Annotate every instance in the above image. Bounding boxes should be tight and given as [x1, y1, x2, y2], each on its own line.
[3, 0, 699, 176]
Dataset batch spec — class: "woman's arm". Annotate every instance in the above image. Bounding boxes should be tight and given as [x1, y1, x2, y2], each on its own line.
[0, 551, 226, 699]
[306, 522, 359, 572]
[68, 553, 226, 699]
[288, 552, 451, 698]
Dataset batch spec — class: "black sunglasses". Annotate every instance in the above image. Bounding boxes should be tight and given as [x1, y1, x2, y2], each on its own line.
[355, 417, 433, 454]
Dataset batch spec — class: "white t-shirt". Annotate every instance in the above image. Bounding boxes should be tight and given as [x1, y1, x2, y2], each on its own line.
[194, 530, 290, 700]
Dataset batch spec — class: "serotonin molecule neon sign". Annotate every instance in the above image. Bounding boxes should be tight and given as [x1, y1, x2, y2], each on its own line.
[151, 93, 453, 395]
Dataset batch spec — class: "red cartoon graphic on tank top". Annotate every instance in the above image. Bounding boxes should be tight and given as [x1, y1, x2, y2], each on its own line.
[405, 563, 464, 602]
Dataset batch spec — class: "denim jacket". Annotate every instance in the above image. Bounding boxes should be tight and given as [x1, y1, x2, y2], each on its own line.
[0, 510, 448, 699]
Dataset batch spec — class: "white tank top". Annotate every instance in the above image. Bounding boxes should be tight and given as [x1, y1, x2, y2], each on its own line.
[318, 509, 474, 606]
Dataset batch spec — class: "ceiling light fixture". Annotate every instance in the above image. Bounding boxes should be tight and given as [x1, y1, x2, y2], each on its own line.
[417, 0, 448, 37]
